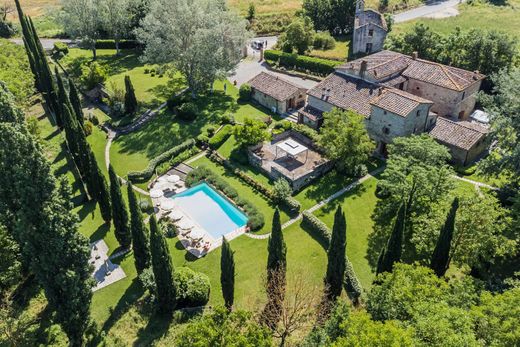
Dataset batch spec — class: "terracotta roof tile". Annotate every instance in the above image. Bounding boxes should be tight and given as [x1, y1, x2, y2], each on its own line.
[370, 89, 432, 117]
[430, 117, 489, 151]
[247, 72, 305, 101]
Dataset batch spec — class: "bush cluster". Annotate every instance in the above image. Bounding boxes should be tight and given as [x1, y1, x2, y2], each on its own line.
[208, 125, 233, 149]
[344, 257, 363, 302]
[52, 42, 69, 58]
[239, 84, 252, 101]
[0, 21, 16, 38]
[272, 120, 294, 135]
[292, 123, 320, 143]
[95, 40, 138, 50]
[177, 102, 199, 121]
[264, 50, 341, 76]
[185, 165, 265, 230]
[167, 93, 188, 111]
[313, 32, 336, 50]
[302, 210, 332, 247]
[174, 267, 211, 308]
[249, 13, 292, 35]
[156, 146, 199, 176]
[127, 139, 195, 182]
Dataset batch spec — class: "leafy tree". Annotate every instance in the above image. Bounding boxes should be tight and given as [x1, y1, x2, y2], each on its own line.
[0, 82, 24, 124]
[369, 135, 453, 266]
[0, 224, 21, 292]
[220, 237, 235, 311]
[124, 75, 138, 115]
[99, 0, 131, 55]
[149, 215, 176, 313]
[302, 0, 355, 34]
[233, 117, 270, 147]
[279, 17, 315, 54]
[80, 61, 107, 90]
[173, 307, 272, 346]
[430, 198, 458, 277]
[246, 2, 256, 22]
[68, 78, 84, 128]
[272, 178, 292, 204]
[127, 182, 151, 274]
[324, 206, 346, 301]
[61, 0, 101, 59]
[137, 0, 251, 97]
[109, 165, 132, 249]
[376, 203, 405, 275]
[385, 23, 442, 62]
[318, 108, 373, 176]
[0, 40, 33, 103]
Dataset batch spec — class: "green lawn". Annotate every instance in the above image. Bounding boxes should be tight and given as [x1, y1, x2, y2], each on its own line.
[307, 35, 351, 61]
[391, 0, 520, 43]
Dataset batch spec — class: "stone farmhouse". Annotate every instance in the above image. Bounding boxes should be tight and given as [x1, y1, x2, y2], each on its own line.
[247, 72, 307, 115]
[352, 0, 388, 55]
[297, 50, 490, 164]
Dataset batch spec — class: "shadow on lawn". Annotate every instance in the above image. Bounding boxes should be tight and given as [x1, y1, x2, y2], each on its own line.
[101, 279, 144, 334]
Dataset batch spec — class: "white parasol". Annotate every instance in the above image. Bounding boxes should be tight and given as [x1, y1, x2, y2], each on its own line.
[189, 227, 205, 240]
[150, 189, 163, 198]
[169, 209, 184, 221]
[176, 218, 194, 230]
[157, 176, 168, 183]
[167, 174, 181, 183]
[160, 199, 176, 211]
[153, 181, 170, 190]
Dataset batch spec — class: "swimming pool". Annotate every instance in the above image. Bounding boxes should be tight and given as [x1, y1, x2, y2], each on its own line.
[172, 183, 248, 240]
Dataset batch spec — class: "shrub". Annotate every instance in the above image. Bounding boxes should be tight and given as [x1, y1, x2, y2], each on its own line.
[167, 93, 188, 110]
[313, 32, 336, 50]
[239, 83, 252, 101]
[127, 139, 195, 182]
[185, 165, 265, 230]
[264, 50, 341, 75]
[175, 267, 211, 308]
[272, 120, 293, 135]
[52, 42, 69, 56]
[83, 121, 93, 136]
[177, 102, 199, 121]
[344, 257, 363, 302]
[138, 267, 156, 296]
[206, 125, 217, 137]
[302, 210, 331, 247]
[139, 200, 153, 214]
[208, 125, 233, 149]
[88, 113, 99, 125]
[80, 61, 107, 90]
[273, 178, 292, 202]
[219, 113, 235, 125]
[0, 21, 16, 38]
[159, 218, 178, 238]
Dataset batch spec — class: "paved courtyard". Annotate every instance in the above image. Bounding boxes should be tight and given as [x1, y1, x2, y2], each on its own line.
[90, 240, 126, 292]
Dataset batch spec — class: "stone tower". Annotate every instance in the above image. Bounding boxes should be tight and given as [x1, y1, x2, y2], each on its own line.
[352, 0, 388, 55]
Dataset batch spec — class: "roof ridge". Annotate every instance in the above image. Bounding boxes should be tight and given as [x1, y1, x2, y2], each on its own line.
[439, 64, 461, 90]
[438, 117, 485, 134]
[386, 88, 433, 104]
[370, 54, 407, 71]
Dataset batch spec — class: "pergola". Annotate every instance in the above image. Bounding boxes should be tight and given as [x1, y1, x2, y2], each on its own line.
[275, 138, 309, 163]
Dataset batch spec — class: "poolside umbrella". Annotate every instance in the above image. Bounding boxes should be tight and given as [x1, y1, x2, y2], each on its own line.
[153, 181, 170, 190]
[150, 189, 163, 199]
[157, 176, 168, 183]
[169, 209, 184, 221]
[160, 199, 176, 211]
[177, 218, 194, 230]
[189, 227, 205, 240]
[167, 174, 181, 183]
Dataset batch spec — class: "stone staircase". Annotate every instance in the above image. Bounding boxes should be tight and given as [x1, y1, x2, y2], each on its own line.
[283, 112, 299, 123]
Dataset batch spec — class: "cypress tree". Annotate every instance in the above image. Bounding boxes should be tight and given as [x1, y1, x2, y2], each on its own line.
[430, 197, 459, 277]
[54, 66, 68, 126]
[262, 209, 287, 328]
[109, 165, 132, 249]
[88, 149, 111, 223]
[124, 75, 138, 115]
[220, 236, 235, 311]
[61, 103, 81, 169]
[376, 203, 406, 275]
[149, 215, 176, 313]
[324, 206, 347, 301]
[68, 78, 85, 127]
[128, 182, 151, 273]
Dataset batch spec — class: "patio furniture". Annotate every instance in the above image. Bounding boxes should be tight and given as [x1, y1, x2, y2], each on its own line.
[169, 210, 184, 221]
[167, 174, 181, 183]
[176, 218, 194, 231]
[150, 189, 163, 198]
[160, 199, 176, 211]
[189, 228, 205, 240]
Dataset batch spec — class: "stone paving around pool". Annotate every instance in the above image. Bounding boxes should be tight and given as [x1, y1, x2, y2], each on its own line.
[90, 240, 127, 292]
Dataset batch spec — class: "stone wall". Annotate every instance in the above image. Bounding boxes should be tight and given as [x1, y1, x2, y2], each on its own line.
[353, 23, 387, 55]
[438, 137, 489, 166]
[251, 90, 285, 114]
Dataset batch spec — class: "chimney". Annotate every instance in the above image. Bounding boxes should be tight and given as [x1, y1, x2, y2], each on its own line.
[473, 70, 480, 80]
[378, 88, 383, 96]
[412, 51, 418, 60]
[360, 60, 368, 78]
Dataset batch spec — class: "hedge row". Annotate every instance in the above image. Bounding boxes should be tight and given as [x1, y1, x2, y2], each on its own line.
[264, 50, 341, 75]
[208, 125, 233, 149]
[208, 151, 301, 214]
[185, 166, 265, 230]
[127, 139, 195, 182]
[95, 40, 139, 50]
[301, 210, 332, 247]
[344, 257, 363, 303]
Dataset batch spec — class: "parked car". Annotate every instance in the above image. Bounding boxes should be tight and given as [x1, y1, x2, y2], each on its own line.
[251, 40, 264, 50]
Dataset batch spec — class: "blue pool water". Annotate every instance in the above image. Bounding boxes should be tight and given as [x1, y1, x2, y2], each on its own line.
[172, 183, 248, 239]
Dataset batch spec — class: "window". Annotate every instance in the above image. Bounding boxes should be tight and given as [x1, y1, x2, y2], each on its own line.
[383, 110, 387, 115]
[416, 110, 421, 117]
[366, 43, 373, 53]
[368, 29, 374, 37]
[462, 91, 466, 100]
[383, 127, 390, 135]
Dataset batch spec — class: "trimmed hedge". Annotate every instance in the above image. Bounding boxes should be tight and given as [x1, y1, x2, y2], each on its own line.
[175, 267, 211, 308]
[264, 50, 341, 75]
[127, 139, 195, 182]
[53, 42, 69, 56]
[208, 125, 233, 149]
[95, 40, 139, 50]
[302, 211, 332, 247]
[344, 257, 363, 303]
[185, 166, 265, 230]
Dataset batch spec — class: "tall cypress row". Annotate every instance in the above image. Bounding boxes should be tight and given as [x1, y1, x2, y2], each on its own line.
[324, 206, 347, 301]
[376, 203, 406, 275]
[149, 215, 176, 313]
[87, 149, 112, 223]
[61, 103, 82, 170]
[220, 236, 235, 311]
[430, 198, 459, 277]
[109, 165, 132, 249]
[127, 182, 151, 274]
[124, 75, 138, 115]
[55, 66, 68, 126]
[68, 79, 85, 128]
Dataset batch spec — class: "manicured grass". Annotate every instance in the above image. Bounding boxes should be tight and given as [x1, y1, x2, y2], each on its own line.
[391, 0, 520, 43]
[308, 35, 350, 61]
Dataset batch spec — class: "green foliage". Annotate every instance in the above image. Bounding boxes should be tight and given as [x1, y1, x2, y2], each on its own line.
[173, 307, 273, 346]
[430, 198, 459, 277]
[302, 210, 332, 247]
[279, 17, 315, 54]
[264, 49, 341, 75]
[313, 31, 336, 50]
[80, 61, 107, 90]
[127, 182, 151, 274]
[87, 149, 112, 223]
[0, 40, 33, 103]
[0, 21, 16, 38]
[95, 40, 138, 49]
[302, 0, 356, 34]
[221, 237, 236, 310]
[68, 79, 84, 128]
[177, 101, 199, 121]
[239, 83, 252, 101]
[0, 224, 21, 292]
[272, 178, 292, 203]
[185, 165, 265, 230]
[124, 75, 138, 115]
[166, 92, 188, 111]
[149, 215, 177, 313]
[52, 42, 69, 57]
[233, 117, 270, 147]
[246, 2, 256, 21]
[0, 82, 24, 124]
[109, 165, 132, 249]
[325, 206, 347, 300]
[209, 124, 233, 149]
[174, 267, 210, 308]
[318, 108, 373, 176]
[343, 257, 363, 303]
[376, 203, 406, 275]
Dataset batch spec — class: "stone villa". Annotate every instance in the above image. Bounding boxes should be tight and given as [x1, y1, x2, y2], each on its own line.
[297, 50, 490, 164]
[352, 0, 388, 55]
